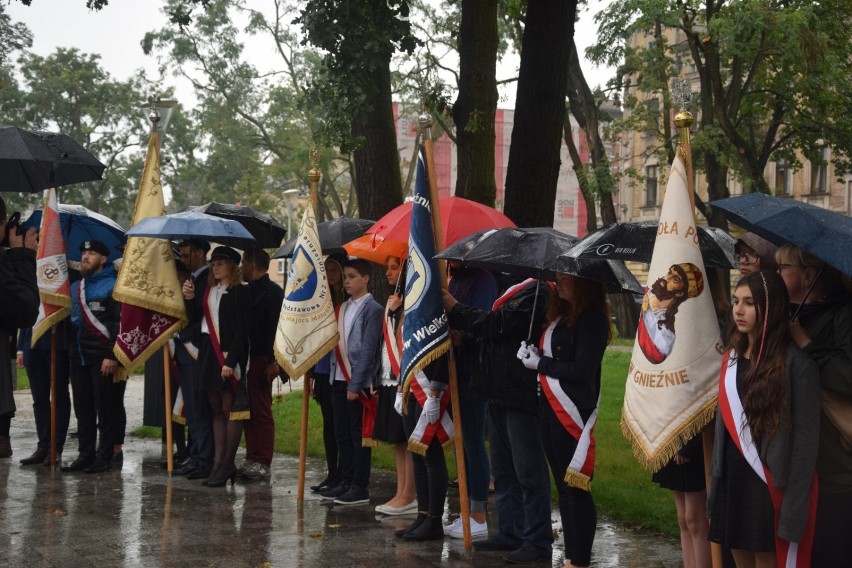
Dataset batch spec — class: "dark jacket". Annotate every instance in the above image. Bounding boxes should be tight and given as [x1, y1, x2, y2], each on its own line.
[709, 347, 820, 543]
[18, 321, 69, 368]
[536, 308, 609, 422]
[447, 280, 550, 415]
[69, 265, 120, 366]
[448, 267, 498, 385]
[178, 266, 210, 347]
[189, 282, 251, 371]
[0, 247, 39, 416]
[248, 274, 284, 360]
[795, 295, 852, 493]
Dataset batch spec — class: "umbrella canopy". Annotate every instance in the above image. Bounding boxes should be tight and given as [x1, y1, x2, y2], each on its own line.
[436, 226, 643, 294]
[272, 216, 374, 258]
[185, 202, 286, 248]
[0, 126, 106, 193]
[711, 192, 852, 277]
[563, 220, 737, 268]
[24, 204, 126, 263]
[342, 234, 407, 264]
[368, 196, 516, 247]
[126, 211, 256, 249]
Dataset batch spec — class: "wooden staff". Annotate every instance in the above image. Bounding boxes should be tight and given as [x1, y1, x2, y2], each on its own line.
[419, 115, 473, 549]
[163, 343, 174, 473]
[297, 153, 322, 513]
[49, 325, 57, 467]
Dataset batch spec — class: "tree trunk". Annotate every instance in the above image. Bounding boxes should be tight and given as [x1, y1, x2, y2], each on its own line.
[453, 0, 498, 206]
[502, 0, 577, 228]
[351, 55, 404, 221]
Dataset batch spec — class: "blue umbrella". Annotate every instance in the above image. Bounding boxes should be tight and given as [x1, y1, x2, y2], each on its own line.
[24, 204, 126, 263]
[126, 210, 256, 248]
[711, 193, 852, 277]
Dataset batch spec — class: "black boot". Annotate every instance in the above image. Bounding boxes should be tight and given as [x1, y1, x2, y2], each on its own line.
[403, 515, 444, 541]
[395, 513, 427, 538]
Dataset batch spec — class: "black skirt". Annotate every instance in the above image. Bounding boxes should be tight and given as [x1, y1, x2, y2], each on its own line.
[199, 337, 250, 420]
[707, 429, 775, 552]
[652, 434, 706, 492]
[372, 384, 407, 444]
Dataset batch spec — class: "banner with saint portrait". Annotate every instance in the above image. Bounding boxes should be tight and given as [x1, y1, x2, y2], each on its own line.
[622, 154, 722, 472]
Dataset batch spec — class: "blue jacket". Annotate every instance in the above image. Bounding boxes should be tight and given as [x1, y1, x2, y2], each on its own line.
[70, 265, 120, 365]
[330, 294, 383, 393]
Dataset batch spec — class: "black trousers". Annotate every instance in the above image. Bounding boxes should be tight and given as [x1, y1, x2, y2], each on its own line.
[71, 363, 126, 463]
[402, 392, 448, 517]
[331, 381, 371, 489]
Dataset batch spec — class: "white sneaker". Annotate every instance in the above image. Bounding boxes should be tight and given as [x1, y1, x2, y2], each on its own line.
[443, 516, 488, 539]
[242, 462, 271, 480]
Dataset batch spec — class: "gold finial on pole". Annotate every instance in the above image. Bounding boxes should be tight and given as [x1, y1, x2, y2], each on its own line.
[308, 148, 320, 209]
[418, 114, 433, 142]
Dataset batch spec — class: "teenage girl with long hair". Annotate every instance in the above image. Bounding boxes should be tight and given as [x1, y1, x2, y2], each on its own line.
[708, 270, 820, 567]
[516, 273, 610, 568]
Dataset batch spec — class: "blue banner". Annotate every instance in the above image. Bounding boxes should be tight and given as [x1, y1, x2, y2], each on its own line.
[400, 150, 451, 387]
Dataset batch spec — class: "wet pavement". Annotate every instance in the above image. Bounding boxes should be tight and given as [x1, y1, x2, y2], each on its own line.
[1, 377, 682, 567]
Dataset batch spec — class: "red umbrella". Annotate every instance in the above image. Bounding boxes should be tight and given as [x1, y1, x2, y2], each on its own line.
[368, 196, 516, 247]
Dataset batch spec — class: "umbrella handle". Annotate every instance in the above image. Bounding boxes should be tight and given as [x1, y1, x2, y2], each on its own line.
[789, 263, 824, 322]
[527, 277, 541, 343]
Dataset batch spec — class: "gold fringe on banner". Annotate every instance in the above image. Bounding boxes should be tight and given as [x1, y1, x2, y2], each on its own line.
[407, 439, 429, 456]
[229, 410, 251, 421]
[276, 333, 338, 381]
[621, 398, 717, 473]
[400, 339, 452, 415]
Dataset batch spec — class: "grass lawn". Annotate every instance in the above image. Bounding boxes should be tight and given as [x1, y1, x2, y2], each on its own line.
[133, 349, 679, 538]
[14, 367, 30, 391]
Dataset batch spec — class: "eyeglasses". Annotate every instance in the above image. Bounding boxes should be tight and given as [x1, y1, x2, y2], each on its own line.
[735, 252, 759, 265]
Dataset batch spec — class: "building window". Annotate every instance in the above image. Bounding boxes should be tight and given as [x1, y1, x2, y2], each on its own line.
[645, 165, 658, 206]
[775, 159, 792, 195]
[811, 147, 829, 193]
[277, 259, 286, 274]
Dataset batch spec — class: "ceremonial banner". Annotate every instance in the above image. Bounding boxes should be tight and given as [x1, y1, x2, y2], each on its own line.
[112, 132, 187, 368]
[400, 150, 451, 396]
[31, 188, 71, 344]
[622, 154, 721, 471]
[274, 200, 338, 378]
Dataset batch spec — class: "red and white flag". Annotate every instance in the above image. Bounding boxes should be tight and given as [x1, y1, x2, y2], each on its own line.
[31, 188, 71, 344]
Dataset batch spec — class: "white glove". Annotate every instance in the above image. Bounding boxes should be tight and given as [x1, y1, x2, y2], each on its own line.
[394, 391, 404, 416]
[516, 341, 541, 371]
[423, 395, 441, 424]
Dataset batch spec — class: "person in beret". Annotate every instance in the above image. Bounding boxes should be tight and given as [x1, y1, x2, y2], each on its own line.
[182, 245, 250, 487]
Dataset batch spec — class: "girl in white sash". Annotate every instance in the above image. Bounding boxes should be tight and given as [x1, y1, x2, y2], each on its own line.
[708, 271, 820, 568]
[516, 272, 610, 568]
[183, 246, 251, 488]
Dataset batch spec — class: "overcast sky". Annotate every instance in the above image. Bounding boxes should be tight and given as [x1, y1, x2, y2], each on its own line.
[7, 0, 614, 111]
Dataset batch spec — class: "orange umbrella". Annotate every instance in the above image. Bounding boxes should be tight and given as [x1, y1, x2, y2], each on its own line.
[367, 196, 516, 247]
[343, 234, 407, 264]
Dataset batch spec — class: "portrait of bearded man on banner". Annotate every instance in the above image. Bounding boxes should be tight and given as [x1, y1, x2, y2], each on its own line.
[637, 262, 704, 364]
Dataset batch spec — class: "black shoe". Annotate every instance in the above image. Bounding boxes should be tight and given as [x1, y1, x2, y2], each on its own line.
[20, 448, 49, 466]
[60, 455, 95, 472]
[84, 460, 112, 474]
[503, 547, 551, 564]
[43, 452, 61, 467]
[112, 452, 123, 464]
[173, 463, 196, 476]
[320, 484, 349, 500]
[472, 537, 521, 552]
[187, 468, 211, 480]
[333, 486, 369, 505]
[403, 515, 443, 541]
[205, 467, 236, 488]
[395, 513, 427, 538]
[175, 455, 192, 469]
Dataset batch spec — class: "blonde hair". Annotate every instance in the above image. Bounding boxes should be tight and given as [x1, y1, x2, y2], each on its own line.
[208, 261, 242, 288]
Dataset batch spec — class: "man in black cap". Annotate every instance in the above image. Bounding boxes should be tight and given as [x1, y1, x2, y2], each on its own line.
[62, 239, 124, 473]
[173, 238, 215, 479]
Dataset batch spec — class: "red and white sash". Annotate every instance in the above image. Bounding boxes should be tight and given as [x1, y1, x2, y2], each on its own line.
[383, 304, 402, 378]
[717, 349, 818, 567]
[334, 302, 378, 447]
[203, 284, 242, 384]
[78, 279, 111, 342]
[407, 367, 454, 456]
[493, 278, 536, 311]
[538, 320, 599, 491]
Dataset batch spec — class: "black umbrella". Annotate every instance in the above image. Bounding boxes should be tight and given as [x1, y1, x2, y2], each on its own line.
[0, 126, 106, 192]
[562, 220, 737, 268]
[126, 211, 256, 249]
[186, 202, 286, 248]
[272, 216, 374, 258]
[711, 192, 852, 277]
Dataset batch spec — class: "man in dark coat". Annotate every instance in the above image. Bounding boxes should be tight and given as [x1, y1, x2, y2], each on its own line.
[0, 197, 39, 459]
[239, 248, 284, 480]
